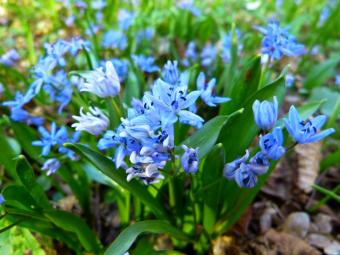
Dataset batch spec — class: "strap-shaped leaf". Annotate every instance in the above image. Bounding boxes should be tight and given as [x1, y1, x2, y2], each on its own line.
[104, 220, 190, 255]
[64, 143, 170, 221]
[181, 109, 244, 158]
[44, 210, 102, 253]
[16, 155, 51, 209]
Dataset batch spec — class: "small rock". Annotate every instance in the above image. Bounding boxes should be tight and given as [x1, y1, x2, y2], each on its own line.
[314, 213, 332, 234]
[307, 233, 332, 249]
[282, 212, 310, 238]
[324, 241, 340, 255]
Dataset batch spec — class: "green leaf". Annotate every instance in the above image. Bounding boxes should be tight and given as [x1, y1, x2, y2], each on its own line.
[44, 210, 102, 253]
[11, 122, 42, 163]
[220, 56, 262, 115]
[57, 164, 90, 215]
[15, 156, 51, 209]
[312, 184, 340, 202]
[181, 109, 244, 158]
[3, 185, 41, 213]
[64, 143, 170, 221]
[304, 56, 340, 90]
[201, 144, 225, 233]
[310, 87, 340, 117]
[104, 220, 190, 255]
[124, 68, 141, 104]
[0, 133, 19, 179]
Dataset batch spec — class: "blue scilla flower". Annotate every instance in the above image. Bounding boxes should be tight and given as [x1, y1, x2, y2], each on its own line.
[30, 56, 57, 94]
[126, 164, 164, 184]
[221, 30, 243, 63]
[118, 9, 135, 31]
[162, 60, 180, 85]
[68, 37, 91, 56]
[224, 151, 269, 188]
[109, 58, 128, 81]
[72, 107, 109, 136]
[249, 152, 270, 175]
[196, 72, 230, 107]
[10, 108, 44, 126]
[149, 79, 203, 128]
[33, 123, 80, 159]
[183, 41, 198, 67]
[284, 106, 335, 144]
[259, 127, 285, 160]
[98, 130, 118, 150]
[42, 158, 61, 175]
[256, 21, 305, 60]
[2, 90, 35, 109]
[102, 30, 127, 50]
[181, 145, 199, 174]
[44, 39, 70, 67]
[43, 70, 73, 113]
[234, 163, 258, 188]
[224, 150, 249, 179]
[33, 122, 66, 156]
[0, 49, 20, 66]
[132, 54, 159, 73]
[0, 194, 4, 205]
[79, 61, 121, 98]
[201, 44, 217, 67]
[252, 96, 278, 130]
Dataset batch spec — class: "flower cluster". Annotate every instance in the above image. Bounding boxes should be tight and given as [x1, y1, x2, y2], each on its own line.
[225, 97, 335, 188]
[2, 37, 90, 175]
[256, 21, 305, 60]
[73, 60, 229, 184]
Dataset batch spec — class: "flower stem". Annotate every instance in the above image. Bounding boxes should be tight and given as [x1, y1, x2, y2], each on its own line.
[258, 55, 271, 89]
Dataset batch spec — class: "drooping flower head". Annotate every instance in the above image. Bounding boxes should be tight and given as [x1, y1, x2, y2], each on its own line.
[181, 145, 199, 174]
[284, 106, 335, 144]
[224, 150, 249, 180]
[259, 127, 285, 160]
[42, 158, 61, 175]
[72, 107, 109, 136]
[252, 96, 278, 130]
[79, 61, 121, 98]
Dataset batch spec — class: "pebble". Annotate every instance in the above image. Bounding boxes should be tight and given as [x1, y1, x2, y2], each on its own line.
[282, 212, 310, 238]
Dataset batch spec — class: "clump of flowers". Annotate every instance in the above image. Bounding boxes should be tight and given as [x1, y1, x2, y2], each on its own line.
[73, 60, 230, 184]
[224, 97, 335, 188]
[255, 21, 305, 60]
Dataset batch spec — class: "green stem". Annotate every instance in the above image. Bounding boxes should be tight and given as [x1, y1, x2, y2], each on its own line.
[309, 185, 340, 212]
[258, 56, 271, 89]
